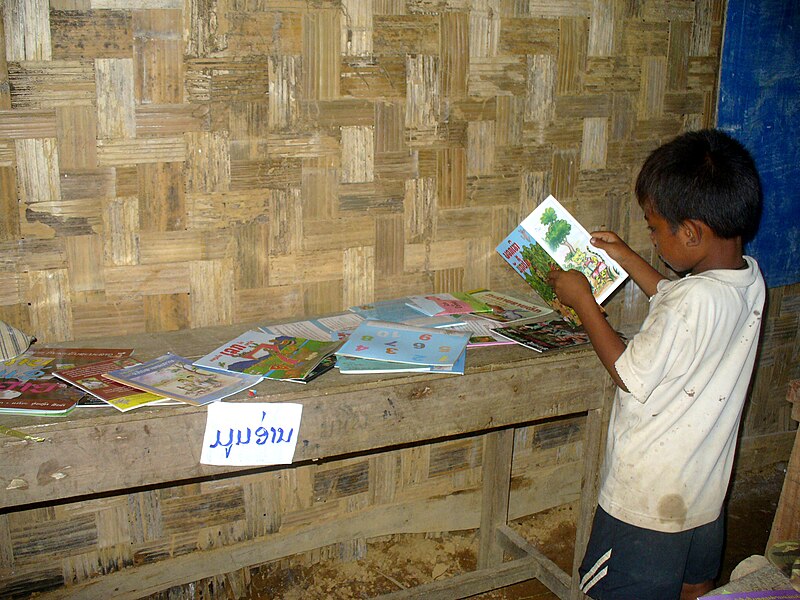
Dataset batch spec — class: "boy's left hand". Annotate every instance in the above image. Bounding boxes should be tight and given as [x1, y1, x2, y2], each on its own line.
[547, 267, 593, 309]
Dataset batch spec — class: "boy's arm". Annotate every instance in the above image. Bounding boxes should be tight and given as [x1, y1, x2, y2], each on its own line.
[547, 268, 629, 391]
[590, 231, 666, 298]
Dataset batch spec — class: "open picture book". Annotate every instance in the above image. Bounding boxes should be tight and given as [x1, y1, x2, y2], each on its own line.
[496, 194, 628, 325]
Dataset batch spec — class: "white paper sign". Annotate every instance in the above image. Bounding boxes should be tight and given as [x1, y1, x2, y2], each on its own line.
[200, 402, 303, 466]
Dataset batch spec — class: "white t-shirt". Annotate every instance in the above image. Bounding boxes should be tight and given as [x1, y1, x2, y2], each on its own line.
[598, 256, 765, 533]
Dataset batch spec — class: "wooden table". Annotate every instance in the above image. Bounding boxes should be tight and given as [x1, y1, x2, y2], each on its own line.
[0, 322, 612, 599]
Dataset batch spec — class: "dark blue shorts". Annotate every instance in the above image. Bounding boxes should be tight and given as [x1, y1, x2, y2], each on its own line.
[578, 506, 724, 599]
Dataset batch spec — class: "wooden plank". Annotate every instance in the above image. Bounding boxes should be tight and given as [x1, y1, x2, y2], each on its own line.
[767, 379, 800, 547]
[496, 524, 571, 599]
[477, 429, 514, 569]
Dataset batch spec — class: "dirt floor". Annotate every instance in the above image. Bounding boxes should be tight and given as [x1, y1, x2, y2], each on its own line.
[245, 463, 787, 599]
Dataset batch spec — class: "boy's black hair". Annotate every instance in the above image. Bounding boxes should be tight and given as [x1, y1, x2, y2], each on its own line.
[635, 129, 762, 240]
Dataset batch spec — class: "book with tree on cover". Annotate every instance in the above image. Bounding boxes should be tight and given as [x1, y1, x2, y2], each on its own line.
[496, 195, 628, 325]
[194, 330, 342, 382]
[103, 354, 262, 406]
[0, 347, 134, 416]
[54, 357, 180, 412]
[335, 320, 469, 368]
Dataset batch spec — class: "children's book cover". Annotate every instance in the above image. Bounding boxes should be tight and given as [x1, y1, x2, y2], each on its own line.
[349, 298, 431, 322]
[335, 320, 470, 367]
[466, 289, 553, 324]
[0, 379, 83, 416]
[54, 357, 175, 412]
[497, 195, 628, 324]
[496, 225, 582, 326]
[0, 347, 133, 381]
[405, 293, 492, 317]
[194, 330, 341, 381]
[336, 347, 466, 374]
[521, 195, 628, 304]
[492, 320, 591, 353]
[0, 347, 133, 416]
[260, 312, 364, 343]
[103, 354, 262, 406]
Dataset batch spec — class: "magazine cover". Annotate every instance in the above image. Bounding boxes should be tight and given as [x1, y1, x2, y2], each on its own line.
[0, 347, 132, 381]
[466, 289, 553, 324]
[336, 347, 466, 374]
[496, 225, 582, 326]
[492, 320, 591, 353]
[0, 347, 133, 416]
[0, 379, 83, 416]
[194, 330, 342, 381]
[405, 293, 491, 317]
[103, 354, 262, 406]
[54, 357, 174, 412]
[335, 320, 469, 367]
[521, 195, 628, 304]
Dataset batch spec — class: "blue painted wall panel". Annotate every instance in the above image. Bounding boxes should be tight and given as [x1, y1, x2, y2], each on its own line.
[718, 0, 800, 288]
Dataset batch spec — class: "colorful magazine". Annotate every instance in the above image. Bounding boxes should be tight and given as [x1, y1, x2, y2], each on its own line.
[497, 195, 628, 325]
[260, 312, 364, 343]
[492, 320, 591, 353]
[335, 320, 469, 368]
[0, 379, 83, 416]
[54, 357, 177, 412]
[405, 293, 491, 317]
[0, 347, 133, 381]
[103, 354, 262, 406]
[194, 330, 342, 381]
[335, 347, 466, 374]
[466, 289, 553, 324]
[0, 347, 133, 416]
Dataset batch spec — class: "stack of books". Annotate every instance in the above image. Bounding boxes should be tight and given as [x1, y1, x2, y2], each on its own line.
[334, 320, 470, 375]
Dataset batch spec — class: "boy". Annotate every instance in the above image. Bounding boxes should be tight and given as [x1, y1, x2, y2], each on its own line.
[547, 129, 765, 600]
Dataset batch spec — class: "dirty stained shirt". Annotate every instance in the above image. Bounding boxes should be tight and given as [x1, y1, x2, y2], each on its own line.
[598, 256, 765, 533]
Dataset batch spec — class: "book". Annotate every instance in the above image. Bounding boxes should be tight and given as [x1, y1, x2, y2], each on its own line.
[194, 330, 342, 381]
[0, 347, 134, 416]
[450, 314, 517, 347]
[335, 320, 470, 368]
[492, 320, 591, 353]
[405, 293, 491, 317]
[103, 354, 262, 406]
[0, 346, 133, 381]
[466, 289, 553, 324]
[336, 347, 467, 374]
[54, 357, 179, 412]
[348, 298, 466, 329]
[260, 312, 365, 342]
[0, 380, 83, 416]
[497, 195, 628, 325]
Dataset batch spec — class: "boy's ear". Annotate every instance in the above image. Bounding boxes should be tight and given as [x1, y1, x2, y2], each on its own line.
[681, 219, 705, 247]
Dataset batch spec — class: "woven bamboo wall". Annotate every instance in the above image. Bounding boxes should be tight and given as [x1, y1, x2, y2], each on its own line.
[0, 0, 724, 344]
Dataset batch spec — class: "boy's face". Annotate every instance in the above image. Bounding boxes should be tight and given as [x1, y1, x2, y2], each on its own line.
[644, 204, 691, 273]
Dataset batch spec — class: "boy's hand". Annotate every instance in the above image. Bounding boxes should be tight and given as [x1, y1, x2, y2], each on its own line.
[547, 267, 594, 309]
[589, 231, 635, 265]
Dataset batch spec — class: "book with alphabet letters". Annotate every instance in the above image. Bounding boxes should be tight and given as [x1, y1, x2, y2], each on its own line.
[496, 195, 628, 325]
[335, 320, 469, 370]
